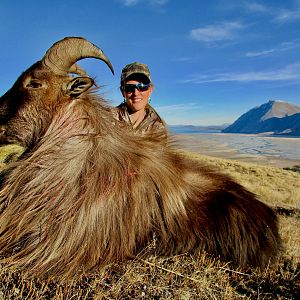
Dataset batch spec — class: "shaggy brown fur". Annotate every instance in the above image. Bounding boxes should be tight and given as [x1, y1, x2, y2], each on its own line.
[0, 37, 281, 280]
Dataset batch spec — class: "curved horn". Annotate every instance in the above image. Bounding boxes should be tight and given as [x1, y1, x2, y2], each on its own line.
[42, 37, 114, 75]
[69, 64, 88, 76]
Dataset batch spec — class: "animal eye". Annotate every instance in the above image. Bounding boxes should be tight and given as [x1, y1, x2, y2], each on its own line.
[26, 80, 42, 89]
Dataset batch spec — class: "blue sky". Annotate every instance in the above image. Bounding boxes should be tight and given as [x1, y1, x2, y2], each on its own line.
[1, 0, 300, 125]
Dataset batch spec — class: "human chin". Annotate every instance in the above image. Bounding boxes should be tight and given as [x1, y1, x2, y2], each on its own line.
[132, 101, 146, 111]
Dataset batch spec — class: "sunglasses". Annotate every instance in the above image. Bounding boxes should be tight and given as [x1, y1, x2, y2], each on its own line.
[123, 83, 150, 93]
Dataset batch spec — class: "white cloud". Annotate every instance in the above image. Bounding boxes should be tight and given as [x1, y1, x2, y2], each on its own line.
[180, 63, 300, 84]
[239, 1, 300, 23]
[156, 103, 204, 113]
[245, 49, 276, 57]
[151, 0, 168, 4]
[243, 1, 268, 13]
[190, 21, 245, 43]
[172, 57, 193, 62]
[118, 0, 168, 6]
[120, 0, 139, 6]
[156, 103, 223, 126]
[245, 40, 300, 57]
[257, 1, 300, 23]
[274, 8, 300, 22]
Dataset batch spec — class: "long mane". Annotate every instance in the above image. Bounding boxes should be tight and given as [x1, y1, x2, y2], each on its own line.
[0, 94, 195, 278]
[0, 37, 282, 280]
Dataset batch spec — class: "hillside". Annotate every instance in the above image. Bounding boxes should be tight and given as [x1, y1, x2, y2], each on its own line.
[222, 100, 300, 136]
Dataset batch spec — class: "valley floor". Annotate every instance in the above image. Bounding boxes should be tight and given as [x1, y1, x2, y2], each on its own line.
[172, 133, 300, 168]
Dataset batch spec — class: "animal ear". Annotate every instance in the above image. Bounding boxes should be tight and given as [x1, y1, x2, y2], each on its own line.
[66, 77, 94, 98]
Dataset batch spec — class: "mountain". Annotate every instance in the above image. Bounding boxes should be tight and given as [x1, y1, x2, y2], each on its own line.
[222, 100, 300, 136]
[169, 124, 229, 131]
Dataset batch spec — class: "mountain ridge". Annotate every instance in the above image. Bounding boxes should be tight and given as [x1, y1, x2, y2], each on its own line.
[222, 100, 300, 136]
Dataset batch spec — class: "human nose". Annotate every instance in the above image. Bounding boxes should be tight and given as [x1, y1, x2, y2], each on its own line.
[132, 87, 141, 95]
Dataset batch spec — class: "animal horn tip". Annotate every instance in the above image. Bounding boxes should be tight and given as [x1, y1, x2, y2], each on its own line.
[110, 66, 115, 75]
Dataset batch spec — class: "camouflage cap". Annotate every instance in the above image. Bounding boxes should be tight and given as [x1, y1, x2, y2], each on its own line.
[121, 62, 152, 83]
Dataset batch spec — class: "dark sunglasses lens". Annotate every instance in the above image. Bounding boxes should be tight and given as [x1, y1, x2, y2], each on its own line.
[124, 85, 135, 93]
[124, 84, 150, 93]
[139, 84, 150, 91]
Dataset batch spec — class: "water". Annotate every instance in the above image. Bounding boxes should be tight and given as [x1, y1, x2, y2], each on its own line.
[170, 128, 300, 162]
[168, 126, 221, 134]
[214, 134, 300, 160]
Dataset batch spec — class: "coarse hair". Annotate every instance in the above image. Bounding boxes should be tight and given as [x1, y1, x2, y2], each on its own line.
[0, 37, 282, 281]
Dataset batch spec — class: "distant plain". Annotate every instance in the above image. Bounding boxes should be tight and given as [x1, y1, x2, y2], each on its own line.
[171, 133, 300, 168]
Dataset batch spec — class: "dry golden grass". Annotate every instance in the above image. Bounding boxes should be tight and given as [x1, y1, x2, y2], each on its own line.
[0, 146, 299, 299]
[184, 151, 300, 208]
[0, 144, 24, 167]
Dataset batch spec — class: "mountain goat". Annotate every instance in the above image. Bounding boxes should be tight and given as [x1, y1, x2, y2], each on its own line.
[0, 37, 281, 280]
